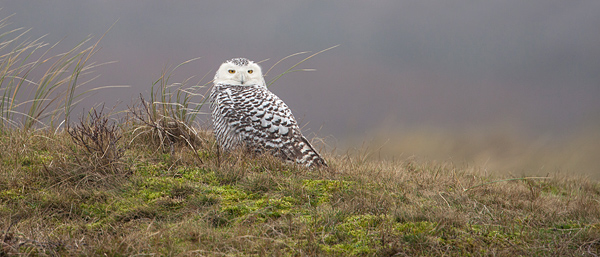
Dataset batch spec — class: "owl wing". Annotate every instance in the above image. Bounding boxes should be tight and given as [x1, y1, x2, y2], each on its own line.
[243, 87, 327, 168]
[212, 84, 326, 167]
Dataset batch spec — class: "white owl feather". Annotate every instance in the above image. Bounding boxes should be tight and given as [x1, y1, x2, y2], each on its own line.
[210, 58, 327, 168]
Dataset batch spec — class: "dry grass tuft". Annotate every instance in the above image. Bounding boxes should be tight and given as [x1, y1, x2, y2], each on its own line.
[128, 94, 203, 153]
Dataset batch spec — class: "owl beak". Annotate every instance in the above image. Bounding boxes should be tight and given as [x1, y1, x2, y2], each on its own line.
[240, 74, 245, 84]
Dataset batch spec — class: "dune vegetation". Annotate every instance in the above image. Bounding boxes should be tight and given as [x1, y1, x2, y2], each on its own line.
[1, 17, 599, 256]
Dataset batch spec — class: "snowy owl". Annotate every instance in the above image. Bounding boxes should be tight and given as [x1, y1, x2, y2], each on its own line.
[209, 58, 327, 168]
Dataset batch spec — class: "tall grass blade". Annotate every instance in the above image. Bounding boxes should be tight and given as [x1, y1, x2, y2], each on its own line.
[0, 16, 115, 131]
[267, 45, 339, 87]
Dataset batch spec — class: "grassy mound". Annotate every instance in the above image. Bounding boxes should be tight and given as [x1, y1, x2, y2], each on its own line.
[1, 125, 599, 256]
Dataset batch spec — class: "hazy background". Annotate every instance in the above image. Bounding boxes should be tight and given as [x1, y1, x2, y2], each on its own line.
[1, 1, 599, 179]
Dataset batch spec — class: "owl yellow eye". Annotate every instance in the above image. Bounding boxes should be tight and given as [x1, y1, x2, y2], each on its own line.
[228, 69, 235, 74]
[248, 70, 253, 74]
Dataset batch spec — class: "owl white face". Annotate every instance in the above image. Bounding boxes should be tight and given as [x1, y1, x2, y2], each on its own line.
[214, 58, 265, 87]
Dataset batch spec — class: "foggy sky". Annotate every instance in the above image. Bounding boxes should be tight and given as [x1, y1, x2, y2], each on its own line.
[1, 1, 599, 140]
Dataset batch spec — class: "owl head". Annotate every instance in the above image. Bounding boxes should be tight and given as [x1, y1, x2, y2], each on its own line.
[214, 58, 265, 87]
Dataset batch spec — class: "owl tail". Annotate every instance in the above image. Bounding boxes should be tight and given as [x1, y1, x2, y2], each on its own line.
[294, 135, 327, 168]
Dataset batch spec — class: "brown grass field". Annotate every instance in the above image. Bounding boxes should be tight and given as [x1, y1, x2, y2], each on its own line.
[1, 123, 600, 256]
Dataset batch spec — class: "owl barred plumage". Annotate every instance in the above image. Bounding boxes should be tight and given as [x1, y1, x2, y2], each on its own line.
[210, 58, 327, 168]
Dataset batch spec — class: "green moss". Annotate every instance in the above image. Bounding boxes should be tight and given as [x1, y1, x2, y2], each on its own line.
[317, 214, 441, 256]
[197, 184, 303, 225]
[75, 176, 196, 226]
[79, 202, 110, 219]
[394, 220, 437, 234]
[179, 167, 218, 185]
[209, 186, 258, 222]
[302, 179, 354, 206]
[0, 189, 23, 201]
[221, 204, 254, 220]
[133, 177, 177, 201]
[15, 150, 53, 171]
[135, 162, 169, 176]
[319, 214, 386, 256]
[254, 196, 296, 218]
[73, 166, 268, 226]
[438, 224, 526, 254]
[554, 222, 583, 230]
[208, 185, 253, 203]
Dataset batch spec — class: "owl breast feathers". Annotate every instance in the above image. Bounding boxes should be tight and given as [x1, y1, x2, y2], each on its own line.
[210, 58, 327, 168]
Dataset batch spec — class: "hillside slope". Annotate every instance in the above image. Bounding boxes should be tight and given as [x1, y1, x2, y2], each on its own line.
[1, 127, 599, 256]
